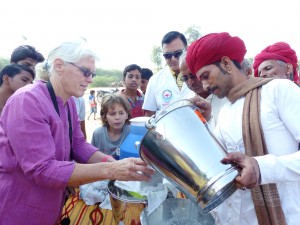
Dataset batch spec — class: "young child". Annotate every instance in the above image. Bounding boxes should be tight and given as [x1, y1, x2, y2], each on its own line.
[91, 93, 131, 160]
[140, 68, 153, 94]
[119, 64, 144, 118]
[87, 90, 97, 120]
[0, 64, 35, 115]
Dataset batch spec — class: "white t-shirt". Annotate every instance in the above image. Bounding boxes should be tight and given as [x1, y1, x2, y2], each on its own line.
[213, 79, 300, 225]
[73, 96, 86, 121]
[142, 67, 195, 115]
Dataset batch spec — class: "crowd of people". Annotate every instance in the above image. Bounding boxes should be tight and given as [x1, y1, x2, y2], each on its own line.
[0, 29, 299, 225]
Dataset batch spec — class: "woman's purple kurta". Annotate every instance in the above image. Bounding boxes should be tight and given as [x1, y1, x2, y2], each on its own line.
[0, 82, 97, 225]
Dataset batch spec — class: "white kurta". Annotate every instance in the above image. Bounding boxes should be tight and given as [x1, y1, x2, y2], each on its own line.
[213, 79, 300, 225]
[142, 66, 195, 115]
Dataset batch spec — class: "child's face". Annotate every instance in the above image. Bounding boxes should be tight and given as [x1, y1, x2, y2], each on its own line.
[124, 69, 141, 91]
[106, 103, 128, 130]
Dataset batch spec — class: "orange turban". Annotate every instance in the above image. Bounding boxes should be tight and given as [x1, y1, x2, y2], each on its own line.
[186, 32, 247, 75]
[253, 42, 299, 83]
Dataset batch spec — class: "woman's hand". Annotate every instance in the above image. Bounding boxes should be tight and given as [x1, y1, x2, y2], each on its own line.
[109, 158, 155, 181]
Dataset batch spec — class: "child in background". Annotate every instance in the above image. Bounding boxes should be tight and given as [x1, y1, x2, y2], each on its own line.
[119, 64, 144, 118]
[87, 90, 97, 120]
[91, 93, 131, 160]
[140, 68, 153, 94]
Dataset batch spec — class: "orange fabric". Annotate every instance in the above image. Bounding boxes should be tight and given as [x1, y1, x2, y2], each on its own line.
[59, 189, 186, 225]
[59, 189, 114, 225]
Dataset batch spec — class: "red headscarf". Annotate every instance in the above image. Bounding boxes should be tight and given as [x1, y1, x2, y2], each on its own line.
[186, 32, 247, 75]
[253, 42, 299, 83]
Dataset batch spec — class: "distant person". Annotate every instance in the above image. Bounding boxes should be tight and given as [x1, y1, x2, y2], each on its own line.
[73, 96, 87, 139]
[0, 41, 153, 225]
[143, 31, 194, 117]
[140, 68, 153, 94]
[91, 93, 131, 160]
[0, 64, 35, 115]
[241, 58, 253, 76]
[10, 45, 45, 70]
[179, 51, 227, 126]
[87, 90, 97, 120]
[119, 64, 144, 118]
[253, 42, 299, 84]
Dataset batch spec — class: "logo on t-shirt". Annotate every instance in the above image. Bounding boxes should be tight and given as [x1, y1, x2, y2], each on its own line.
[161, 89, 173, 106]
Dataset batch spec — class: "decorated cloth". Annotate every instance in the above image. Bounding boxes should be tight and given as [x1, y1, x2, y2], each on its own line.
[120, 89, 144, 118]
[227, 77, 287, 225]
[253, 42, 299, 83]
[186, 32, 247, 75]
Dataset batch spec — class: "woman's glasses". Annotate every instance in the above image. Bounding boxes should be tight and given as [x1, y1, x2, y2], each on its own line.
[163, 50, 184, 60]
[65, 62, 96, 78]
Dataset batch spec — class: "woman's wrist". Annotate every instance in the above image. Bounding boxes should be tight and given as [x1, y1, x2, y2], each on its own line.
[101, 155, 114, 162]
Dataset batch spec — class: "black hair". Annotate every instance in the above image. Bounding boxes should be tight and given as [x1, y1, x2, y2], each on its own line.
[141, 68, 153, 80]
[90, 90, 95, 95]
[0, 64, 35, 86]
[233, 60, 242, 70]
[214, 60, 242, 74]
[161, 31, 187, 47]
[123, 64, 142, 78]
[10, 45, 45, 63]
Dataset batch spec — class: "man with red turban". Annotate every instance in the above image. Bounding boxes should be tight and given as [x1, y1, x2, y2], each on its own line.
[187, 32, 300, 225]
[186, 32, 247, 76]
[253, 42, 299, 84]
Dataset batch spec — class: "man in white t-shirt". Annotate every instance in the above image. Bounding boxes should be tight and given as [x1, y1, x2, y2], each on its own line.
[143, 31, 194, 116]
[187, 32, 300, 225]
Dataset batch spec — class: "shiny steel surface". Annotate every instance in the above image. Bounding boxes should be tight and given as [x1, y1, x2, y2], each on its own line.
[140, 198, 215, 225]
[108, 180, 147, 225]
[139, 100, 238, 213]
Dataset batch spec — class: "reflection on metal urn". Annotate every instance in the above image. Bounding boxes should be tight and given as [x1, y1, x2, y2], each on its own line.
[139, 100, 238, 213]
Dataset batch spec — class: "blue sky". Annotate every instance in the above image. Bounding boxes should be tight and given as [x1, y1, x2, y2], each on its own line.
[0, 0, 299, 70]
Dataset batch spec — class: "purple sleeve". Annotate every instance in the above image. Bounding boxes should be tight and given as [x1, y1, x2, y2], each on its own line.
[2, 90, 75, 189]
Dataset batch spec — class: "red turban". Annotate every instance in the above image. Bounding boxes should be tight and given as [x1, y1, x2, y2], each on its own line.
[253, 42, 299, 83]
[186, 32, 247, 75]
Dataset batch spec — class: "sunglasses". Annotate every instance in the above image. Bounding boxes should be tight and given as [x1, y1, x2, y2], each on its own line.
[65, 61, 96, 78]
[181, 74, 197, 82]
[163, 50, 184, 60]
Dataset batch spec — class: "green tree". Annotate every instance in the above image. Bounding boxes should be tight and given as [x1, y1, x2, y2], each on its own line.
[89, 68, 123, 88]
[151, 45, 162, 70]
[184, 25, 202, 45]
[0, 57, 10, 71]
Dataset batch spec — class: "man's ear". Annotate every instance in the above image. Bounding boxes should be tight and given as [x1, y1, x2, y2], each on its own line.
[286, 63, 293, 76]
[220, 56, 232, 73]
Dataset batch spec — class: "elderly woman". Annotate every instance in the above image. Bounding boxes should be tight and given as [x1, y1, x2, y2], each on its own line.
[0, 42, 153, 225]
